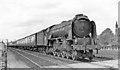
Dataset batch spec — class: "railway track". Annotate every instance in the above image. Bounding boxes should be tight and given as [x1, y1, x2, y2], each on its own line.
[9, 48, 44, 68]
[12, 48, 114, 63]
[9, 48, 73, 68]
[9, 47, 118, 68]
[13, 50, 44, 68]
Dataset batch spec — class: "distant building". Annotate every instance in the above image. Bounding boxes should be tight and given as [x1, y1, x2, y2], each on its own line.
[118, 2, 120, 46]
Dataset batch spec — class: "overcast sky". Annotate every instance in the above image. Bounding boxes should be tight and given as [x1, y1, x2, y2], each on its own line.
[0, 0, 119, 41]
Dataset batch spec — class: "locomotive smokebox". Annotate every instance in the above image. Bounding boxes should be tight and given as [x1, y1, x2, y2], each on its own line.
[73, 14, 92, 37]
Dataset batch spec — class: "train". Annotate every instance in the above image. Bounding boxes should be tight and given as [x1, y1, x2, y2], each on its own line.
[9, 14, 99, 60]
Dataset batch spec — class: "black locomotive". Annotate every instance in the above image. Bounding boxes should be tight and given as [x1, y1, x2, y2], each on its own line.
[9, 14, 98, 60]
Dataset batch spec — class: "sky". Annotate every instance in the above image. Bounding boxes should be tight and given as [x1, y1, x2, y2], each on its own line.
[0, 0, 119, 41]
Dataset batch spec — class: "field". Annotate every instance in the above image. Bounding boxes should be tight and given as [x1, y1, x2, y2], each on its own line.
[94, 49, 118, 59]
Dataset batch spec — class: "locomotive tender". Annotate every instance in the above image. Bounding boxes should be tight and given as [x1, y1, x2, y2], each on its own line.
[9, 14, 98, 60]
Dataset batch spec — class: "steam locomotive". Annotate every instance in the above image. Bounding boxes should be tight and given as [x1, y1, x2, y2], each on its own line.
[9, 14, 98, 60]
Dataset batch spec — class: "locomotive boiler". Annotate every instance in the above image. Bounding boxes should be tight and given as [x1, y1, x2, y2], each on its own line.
[46, 14, 97, 60]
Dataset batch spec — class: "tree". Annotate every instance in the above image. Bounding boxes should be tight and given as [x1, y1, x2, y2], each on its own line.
[98, 28, 114, 46]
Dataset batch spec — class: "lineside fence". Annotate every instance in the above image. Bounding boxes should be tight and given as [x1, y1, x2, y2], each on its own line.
[0, 41, 7, 70]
